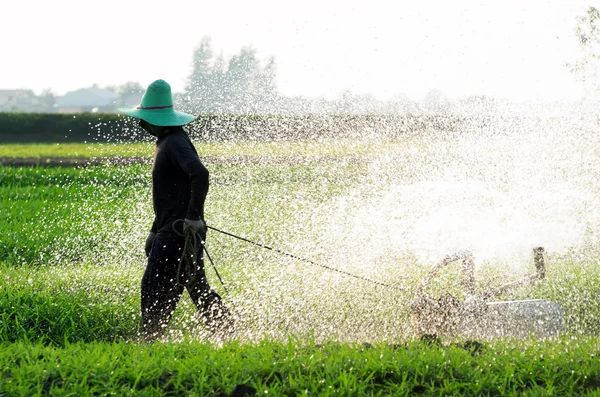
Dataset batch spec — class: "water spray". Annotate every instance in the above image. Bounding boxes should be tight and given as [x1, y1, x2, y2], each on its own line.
[208, 225, 564, 339]
[172, 219, 232, 296]
[207, 225, 407, 292]
[412, 247, 564, 339]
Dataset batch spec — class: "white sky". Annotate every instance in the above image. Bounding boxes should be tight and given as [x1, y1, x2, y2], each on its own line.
[1, 0, 597, 101]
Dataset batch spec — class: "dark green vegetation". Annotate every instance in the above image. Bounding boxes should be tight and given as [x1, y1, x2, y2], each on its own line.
[2, 142, 600, 396]
[0, 113, 138, 143]
[0, 112, 461, 143]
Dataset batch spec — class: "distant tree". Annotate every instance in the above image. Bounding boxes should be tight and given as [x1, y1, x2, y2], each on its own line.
[456, 95, 497, 115]
[422, 89, 450, 113]
[210, 53, 227, 113]
[255, 56, 278, 112]
[106, 81, 144, 106]
[186, 36, 215, 113]
[184, 38, 279, 114]
[115, 81, 144, 96]
[39, 89, 56, 111]
[385, 93, 414, 114]
[338, 90, 355, 114]
[224, 46, 261, 113]
[568, 6, 600, 95]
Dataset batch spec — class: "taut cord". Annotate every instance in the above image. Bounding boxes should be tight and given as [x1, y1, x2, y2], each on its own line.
[206, 225, 407, 292]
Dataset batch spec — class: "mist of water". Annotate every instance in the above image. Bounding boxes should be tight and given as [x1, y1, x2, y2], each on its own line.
[33, 101, 600, 343]
[310, 108, 600, 274]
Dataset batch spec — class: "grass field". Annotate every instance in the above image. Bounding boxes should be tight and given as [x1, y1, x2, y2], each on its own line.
[0, 140, 427, 159]
[2, 138, 600, 396]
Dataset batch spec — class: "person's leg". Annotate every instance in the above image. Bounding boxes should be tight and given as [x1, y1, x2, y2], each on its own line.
[141, 233, 184, 342]
[186, 242, 234, 336]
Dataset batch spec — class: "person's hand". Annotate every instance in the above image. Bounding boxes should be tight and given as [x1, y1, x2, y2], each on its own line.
[145, 232, 156, 257]
[184, 218, 205, 235]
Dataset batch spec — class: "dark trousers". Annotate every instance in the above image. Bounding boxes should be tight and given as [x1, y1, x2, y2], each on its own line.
[141, 231, 231, 341]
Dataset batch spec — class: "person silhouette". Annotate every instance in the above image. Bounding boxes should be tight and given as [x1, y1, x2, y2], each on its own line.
[119, 79, 234, 342]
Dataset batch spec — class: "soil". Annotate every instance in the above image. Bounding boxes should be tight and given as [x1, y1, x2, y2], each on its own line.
[0, 155, 366, 167]
[0, 156, 149, 167]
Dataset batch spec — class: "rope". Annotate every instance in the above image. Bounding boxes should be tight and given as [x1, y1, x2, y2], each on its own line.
[202, 244, 231, 296]
[206, 225, 408, 293]
[172, 219, 232, 297]
[172, 219, 200, 288]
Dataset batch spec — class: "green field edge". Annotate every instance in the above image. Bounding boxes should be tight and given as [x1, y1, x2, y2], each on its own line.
[0, 140, 428, 161]
[2, 337, 600, 396]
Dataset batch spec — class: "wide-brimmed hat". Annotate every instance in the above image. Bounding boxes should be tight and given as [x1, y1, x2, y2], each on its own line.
[118, 79, 195, 126]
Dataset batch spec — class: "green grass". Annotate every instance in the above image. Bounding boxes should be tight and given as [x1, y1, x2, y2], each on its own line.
[0, 263, 141, 346]
[2, 338, 600, 396]
[0, 139, 431, 160]
[3, 140, 600, 395]
[0, 166, 149, 265]
[0, 142, 154, 158]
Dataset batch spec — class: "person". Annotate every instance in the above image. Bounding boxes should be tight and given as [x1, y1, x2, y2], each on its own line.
[118, 79, 233, 342]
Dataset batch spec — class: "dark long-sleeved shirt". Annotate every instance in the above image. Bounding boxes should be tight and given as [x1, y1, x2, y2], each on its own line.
[150, 127, 209, 234]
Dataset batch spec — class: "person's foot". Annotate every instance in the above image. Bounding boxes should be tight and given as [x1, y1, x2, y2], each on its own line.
[212, 320, 237, 344]
[206, 306, 237, 341]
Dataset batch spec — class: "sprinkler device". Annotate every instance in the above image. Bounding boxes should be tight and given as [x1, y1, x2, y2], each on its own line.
[411, 247, 564, 339]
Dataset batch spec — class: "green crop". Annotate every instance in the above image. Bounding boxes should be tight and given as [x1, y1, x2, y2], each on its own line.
[2, 140, 600, 396]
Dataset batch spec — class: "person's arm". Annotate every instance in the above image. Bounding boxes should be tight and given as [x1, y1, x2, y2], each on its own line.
[171, 136, 209, 221]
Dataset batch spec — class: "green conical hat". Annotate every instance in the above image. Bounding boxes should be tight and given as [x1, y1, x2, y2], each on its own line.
[118, 79, 195, 126]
